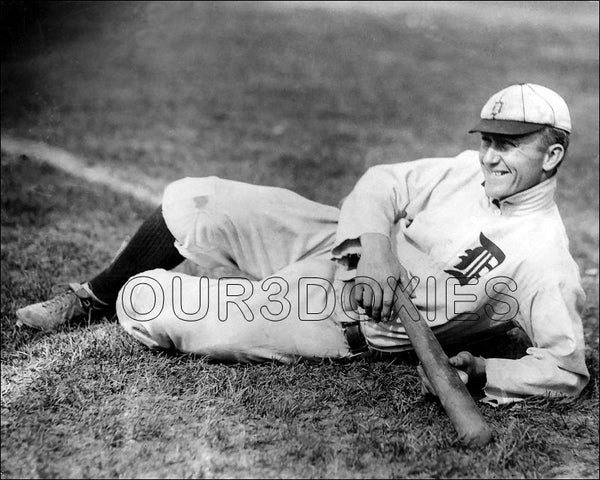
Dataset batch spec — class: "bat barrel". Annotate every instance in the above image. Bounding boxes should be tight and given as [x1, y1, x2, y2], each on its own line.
[393, 291, 493, 447]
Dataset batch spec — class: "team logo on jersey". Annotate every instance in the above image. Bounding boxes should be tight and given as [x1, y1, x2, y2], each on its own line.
[444, 233, 505, 286]
[491, 100, 503, 118]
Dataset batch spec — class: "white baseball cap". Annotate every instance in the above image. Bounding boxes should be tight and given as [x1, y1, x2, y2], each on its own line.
[469, 83, 571, 135]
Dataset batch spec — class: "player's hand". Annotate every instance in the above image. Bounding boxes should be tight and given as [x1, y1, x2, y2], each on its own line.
[448, 351, 487, 387]
[417, 352, 486, 396]
[354, 233, 412, 322]
[417, 363, 469, 396]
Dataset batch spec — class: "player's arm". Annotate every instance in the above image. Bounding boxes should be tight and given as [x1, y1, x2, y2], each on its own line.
[481, 279, 589, 404]
[354, 233, 412, 322]
[332, 164, 413, 322]
[333, 153, 476, 254]
[428, 271, 588, 403]
[333, 156, 470, 321]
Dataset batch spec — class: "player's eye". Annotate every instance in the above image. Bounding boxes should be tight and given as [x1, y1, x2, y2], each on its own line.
[496, 138, 516, 150]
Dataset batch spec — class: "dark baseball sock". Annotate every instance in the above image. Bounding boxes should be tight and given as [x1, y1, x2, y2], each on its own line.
[88, 206, 185, 305]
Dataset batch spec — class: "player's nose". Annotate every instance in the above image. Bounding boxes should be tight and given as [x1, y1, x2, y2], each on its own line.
[481, 146, 502, 166]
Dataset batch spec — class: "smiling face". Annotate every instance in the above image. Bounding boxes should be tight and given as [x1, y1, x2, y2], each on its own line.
[479, 131, 556, 200]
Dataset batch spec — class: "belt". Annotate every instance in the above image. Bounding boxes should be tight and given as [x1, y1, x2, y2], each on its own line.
[343, 322, 370, 355]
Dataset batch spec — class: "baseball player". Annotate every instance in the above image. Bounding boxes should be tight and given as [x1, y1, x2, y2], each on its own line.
[16, 83, 589, 405]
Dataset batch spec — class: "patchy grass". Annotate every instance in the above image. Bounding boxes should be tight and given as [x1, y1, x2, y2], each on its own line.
[1, 1, 598, 478]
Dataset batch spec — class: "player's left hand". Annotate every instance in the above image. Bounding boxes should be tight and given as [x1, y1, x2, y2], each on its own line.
[449, 351, 486, 386]
[417, 351, 486, 396]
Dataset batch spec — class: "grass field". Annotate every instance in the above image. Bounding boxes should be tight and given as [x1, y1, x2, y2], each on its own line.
[1, 1, 598, 478]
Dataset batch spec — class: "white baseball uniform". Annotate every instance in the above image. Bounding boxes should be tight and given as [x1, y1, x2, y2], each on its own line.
[117, 150, 589, 405]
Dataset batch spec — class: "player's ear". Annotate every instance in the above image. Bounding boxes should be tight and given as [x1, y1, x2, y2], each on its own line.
[542, 143, 564, 173]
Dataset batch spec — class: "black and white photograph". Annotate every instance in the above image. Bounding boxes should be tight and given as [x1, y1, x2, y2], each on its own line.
[1, 1, 598, 478]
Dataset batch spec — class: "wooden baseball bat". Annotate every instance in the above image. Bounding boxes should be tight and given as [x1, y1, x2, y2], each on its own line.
[392, 289, 493, 447]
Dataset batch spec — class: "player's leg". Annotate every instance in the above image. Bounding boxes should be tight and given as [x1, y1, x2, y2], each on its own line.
[88, 206, 186, 305]
[15, 205, 187, 330]
[116, 256, 353, 362]
[16, 176, 340, 331]
[161, 176, 340, 280]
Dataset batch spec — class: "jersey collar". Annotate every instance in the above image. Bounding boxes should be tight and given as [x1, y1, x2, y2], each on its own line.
[486, 176, 557, 216]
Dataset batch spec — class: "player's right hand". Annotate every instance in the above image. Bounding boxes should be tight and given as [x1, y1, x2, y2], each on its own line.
[354, 233, 412, 322]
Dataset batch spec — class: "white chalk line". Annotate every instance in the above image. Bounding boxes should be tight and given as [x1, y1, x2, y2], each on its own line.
[1, 134, 162, 206]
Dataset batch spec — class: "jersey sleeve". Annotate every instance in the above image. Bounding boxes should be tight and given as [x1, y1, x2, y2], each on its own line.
[331, 151, 478, 264]
[482, 274, 590, 405]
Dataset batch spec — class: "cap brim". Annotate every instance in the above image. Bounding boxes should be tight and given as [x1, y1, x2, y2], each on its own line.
[468, 119, 546, 135]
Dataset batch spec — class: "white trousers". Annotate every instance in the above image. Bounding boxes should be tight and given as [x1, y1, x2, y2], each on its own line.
[116, 177, 353, 362]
